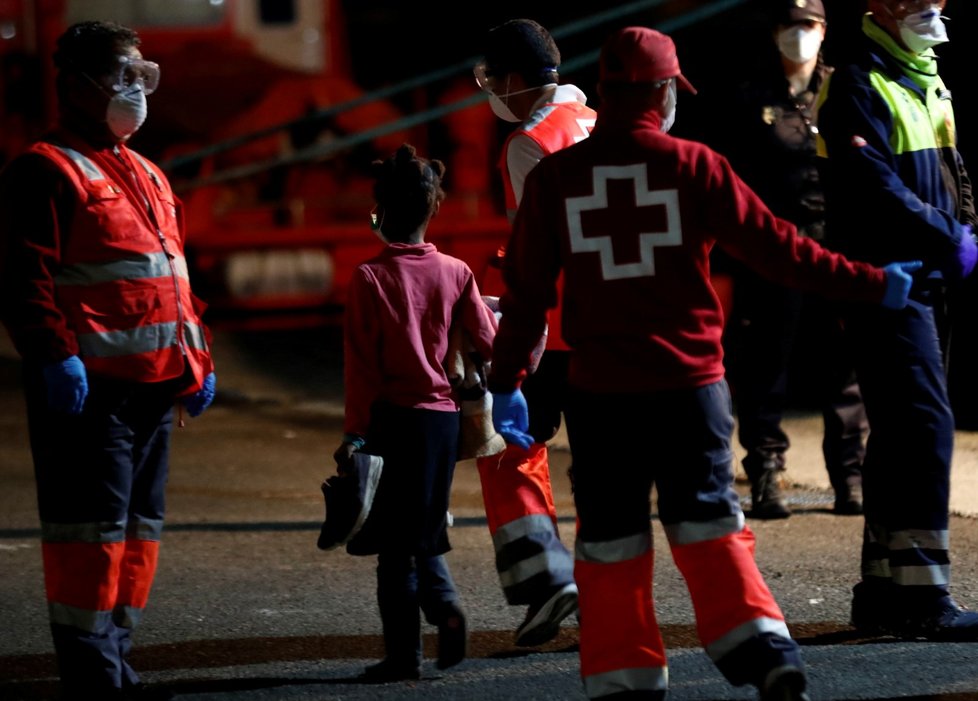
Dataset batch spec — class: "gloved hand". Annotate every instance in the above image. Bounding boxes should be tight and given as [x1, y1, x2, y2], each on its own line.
[951, 225, 977, 280]
[491, 389, 533, 450]
[881, 260, 923, 309]
[42, 355, 88, 415]
[183, 372, 216, 417]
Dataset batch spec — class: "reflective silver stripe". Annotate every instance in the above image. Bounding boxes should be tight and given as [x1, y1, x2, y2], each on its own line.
[663, 512, 745, 546]
[52, 145, 105, 181]
[492, 513, 558, 549]
[113, 604, 144, 630]
[49, 602, 113, 633]
[183, 321, 209, 351]
[78, 321, 178, 358]
[130, 151, 163, 190]
[127, 516, 164, 542]
[584, 666, 669, 698]
[864, 558, 892, 578]
[705, 617, 790, 661]
[41, 520, 126, 544]
[888, 529, 949, 551]
[55, 252, 187, 286]
[499, 550, 572, 589]
[891, 563, 950, 587]
[575, 529, 652, 564]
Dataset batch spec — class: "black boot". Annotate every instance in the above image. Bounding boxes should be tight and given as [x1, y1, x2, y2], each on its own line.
[748, 458, 790, 520]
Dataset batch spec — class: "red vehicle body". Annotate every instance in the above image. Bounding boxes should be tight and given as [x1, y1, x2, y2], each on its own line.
[0, 0, 510, 329]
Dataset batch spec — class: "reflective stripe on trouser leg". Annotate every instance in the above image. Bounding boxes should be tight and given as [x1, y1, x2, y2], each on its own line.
[863, 524, 950, 586]
[668, 522, 800, 687]
[847, 298, 953, 600]
[576, 529, 668, 698]
[668, 523, 789, 657]
[477, 442, 574, 605]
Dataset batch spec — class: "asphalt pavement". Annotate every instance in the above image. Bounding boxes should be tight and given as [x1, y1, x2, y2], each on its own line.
[2, 326, 978, 701]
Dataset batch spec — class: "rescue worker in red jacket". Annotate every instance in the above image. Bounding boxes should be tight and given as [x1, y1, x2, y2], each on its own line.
[0, 21, 215, 700]
[488, 26, 920, 701]
[472, 18, 595, 647]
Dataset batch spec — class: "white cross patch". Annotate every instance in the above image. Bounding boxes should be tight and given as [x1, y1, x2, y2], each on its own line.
[565, 163, 682, 281]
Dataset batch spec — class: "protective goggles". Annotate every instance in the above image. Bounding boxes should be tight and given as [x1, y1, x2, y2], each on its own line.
[886, 0, 946, 18]
[473, 60, 496, 91]
[111, 55, 160, 95]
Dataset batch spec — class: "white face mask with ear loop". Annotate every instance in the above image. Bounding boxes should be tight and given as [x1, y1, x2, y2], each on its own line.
[893, 5, 949, 53]
[660, 80, 677, 133]
[486, 75, 554, 123]
[777, 25, 823, 63]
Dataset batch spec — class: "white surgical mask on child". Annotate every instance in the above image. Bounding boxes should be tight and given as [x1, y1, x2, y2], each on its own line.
[777, 26, 823, 63]
[106, 86, 148, 140]
[895, 5, 949, 53]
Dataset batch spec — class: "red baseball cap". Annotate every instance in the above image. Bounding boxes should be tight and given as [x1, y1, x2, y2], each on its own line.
[599, 26, 697, 94]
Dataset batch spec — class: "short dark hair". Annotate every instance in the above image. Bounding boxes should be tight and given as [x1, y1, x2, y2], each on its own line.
[370, 144, 446, 242]
[53, 21, 140, 79]
[484, 19, 560, 87]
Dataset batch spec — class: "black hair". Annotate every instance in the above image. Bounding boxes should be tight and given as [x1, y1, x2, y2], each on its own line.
[484, 19, 560, 87]
[53, 21, 140, 79]
[370, 144, 446, 242]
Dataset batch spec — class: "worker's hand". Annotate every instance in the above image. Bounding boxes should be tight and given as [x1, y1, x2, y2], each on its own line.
[491, 389, 533, 450]
[949, 224, 977, 281]
[881, 260, 923, 310]
[183, 372, 216, 417]
[42, 355, 88, 415]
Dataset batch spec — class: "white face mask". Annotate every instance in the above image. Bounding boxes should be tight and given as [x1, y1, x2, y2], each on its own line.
[895, 6, 949, 53]
[106, 86, 147, 140]
[777, 26, 823, 63]
[660, 80, 677, 133]
[486, 76, 549, 123]
[488, 92, 521, 123]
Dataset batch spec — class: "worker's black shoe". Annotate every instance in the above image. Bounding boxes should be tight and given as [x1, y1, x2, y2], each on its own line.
[833, 478, 863, 515]
[749, 469, 791, 520]
[896, 599, 978, 642]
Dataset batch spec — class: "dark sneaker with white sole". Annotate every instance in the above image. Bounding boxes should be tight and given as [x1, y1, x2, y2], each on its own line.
[515, 582, 579, 647]
[760, 665, 810, 701]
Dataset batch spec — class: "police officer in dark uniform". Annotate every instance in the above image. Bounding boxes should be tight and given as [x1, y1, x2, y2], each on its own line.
[707, 0, 866, 519]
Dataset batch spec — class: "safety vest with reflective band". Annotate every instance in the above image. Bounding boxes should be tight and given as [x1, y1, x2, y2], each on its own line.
[814, 18, 967, 268]
[28, 140, 212, 390]
[42, 517, 163, 633]
[575, 514, 789, 697]
[499, 96, 596, 352]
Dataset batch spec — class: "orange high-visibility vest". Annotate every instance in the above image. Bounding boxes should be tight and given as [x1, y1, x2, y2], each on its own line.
[498, 98, 596, 351]
[29, 138, 212, 392]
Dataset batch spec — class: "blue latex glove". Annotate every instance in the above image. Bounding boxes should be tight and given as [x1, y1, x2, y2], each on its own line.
[183, 372, 216, 417]
[952, 225, 977, 280]
[881, 260, 923, 310]
[491, 389, 533, 450]
[43, 355, 88, 415]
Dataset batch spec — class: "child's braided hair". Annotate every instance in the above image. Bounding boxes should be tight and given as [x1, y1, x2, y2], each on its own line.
[370, 144, 446, 242]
